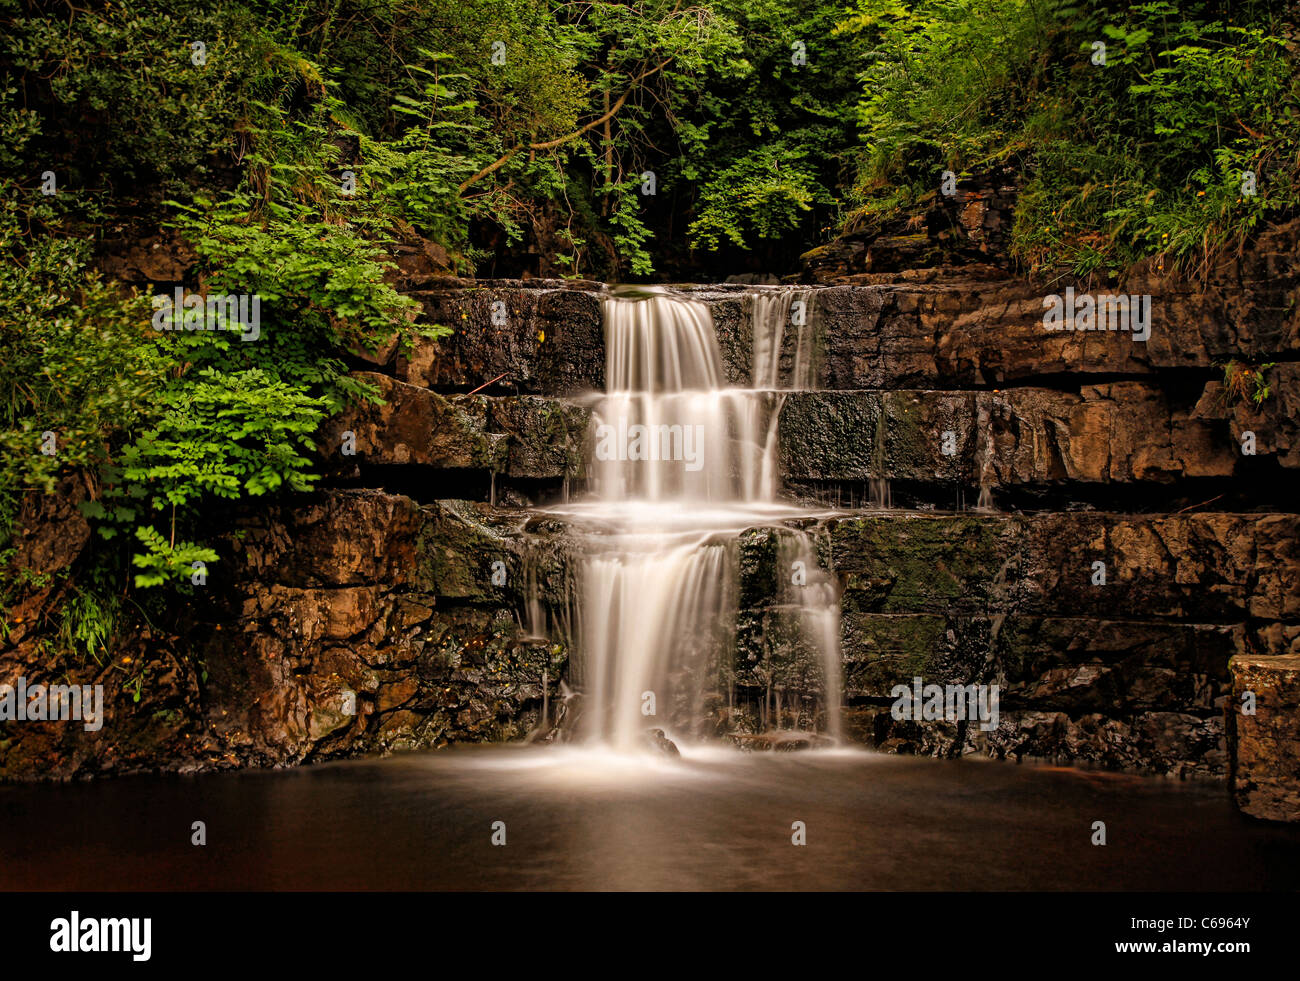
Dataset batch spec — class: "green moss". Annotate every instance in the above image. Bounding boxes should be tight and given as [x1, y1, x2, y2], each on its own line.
[832, 514, 1013, 614]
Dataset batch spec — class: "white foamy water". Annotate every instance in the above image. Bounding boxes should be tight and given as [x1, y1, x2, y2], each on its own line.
[547, 286, 842, 750]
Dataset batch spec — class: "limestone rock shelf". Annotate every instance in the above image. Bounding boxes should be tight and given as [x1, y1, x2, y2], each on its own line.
[1229, 654, 1300, 821]
[317, 374, 1298, 496]
[377, 247, 1300, 393]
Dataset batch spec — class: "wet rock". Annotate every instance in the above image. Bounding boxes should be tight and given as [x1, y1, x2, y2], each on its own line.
[646, 728, 680, 756]
[232, 489, 424, 588]
[0, 491, 570, 779]
[319, 372, 506, 470]
[779, 384, 1241, 492]
[870, 708, 1225, 778]
[841, 616, 1241, 714]
[828, 511, 1300, 621]
[320, 372, 590, 479]
[806, 274, 1300, 389]
[730, 510, 1300, 776]
[396, 283, 606, 394]
[726, 730, 835, 752]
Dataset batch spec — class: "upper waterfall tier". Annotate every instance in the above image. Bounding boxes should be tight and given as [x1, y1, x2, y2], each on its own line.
[589, 287, 820, 505]
[603, 291, 723, 393]
[602, 286, 819, 395]
[749, 287, 818, 391]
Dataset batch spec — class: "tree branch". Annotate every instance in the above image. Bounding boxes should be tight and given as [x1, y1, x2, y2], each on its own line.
[457, 59, 672, 195]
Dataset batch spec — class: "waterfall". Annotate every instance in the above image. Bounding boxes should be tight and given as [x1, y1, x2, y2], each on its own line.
[552, 286, 841, 751]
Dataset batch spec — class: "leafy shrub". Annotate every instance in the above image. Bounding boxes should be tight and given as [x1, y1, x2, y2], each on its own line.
[840, 0, 1300, 277]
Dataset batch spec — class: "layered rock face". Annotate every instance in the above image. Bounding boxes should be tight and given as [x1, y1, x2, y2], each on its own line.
[830, 511, 1297, 776]
[315, 243, 1295, 799]
[1, 491, 573, 778]
[191, 494, 570, 766]
[3, 220, 1297, 822]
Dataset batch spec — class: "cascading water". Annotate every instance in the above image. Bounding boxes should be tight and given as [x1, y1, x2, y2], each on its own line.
[547, 286, 842, 752]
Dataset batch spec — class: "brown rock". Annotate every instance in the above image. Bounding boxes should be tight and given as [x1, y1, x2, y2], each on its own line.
[1229, 653, 1300, 822]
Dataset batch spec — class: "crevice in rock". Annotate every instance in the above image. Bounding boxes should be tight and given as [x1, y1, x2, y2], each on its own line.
[786, 470, 1300, 514]
[324, 465, 579, 509]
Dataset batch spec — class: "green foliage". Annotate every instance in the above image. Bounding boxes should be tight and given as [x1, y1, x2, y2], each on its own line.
[669, 0, 862, 258]
[1219, 360, 1277, 409]
[841, 0, 1300, 276]
[118, 367, 325, 505]
[56, 579, 120, 662]
[842, 0, 1041, 186]
[0, 191, 168, 558]
[0, 0, 446, 611]
[688, 141, 827, 250]
[170, 187, 419, 413]
[0, 83, 40, 173]
[6, 1, 262, 189]
[361, 54, 483, 259]
[128, 527, 220, 591]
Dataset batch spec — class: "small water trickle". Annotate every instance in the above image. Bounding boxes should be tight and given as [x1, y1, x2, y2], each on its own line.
[775, 527, 844, 740]
[973, 398, 997, 512]
[750, 286, 819, 392]
[541, 669, 549, 729]
[520, 558, 547, 642]
[869, 401, 892, 510]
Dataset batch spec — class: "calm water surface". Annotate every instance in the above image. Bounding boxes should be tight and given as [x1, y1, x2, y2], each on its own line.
[2, 746, 1297, 891]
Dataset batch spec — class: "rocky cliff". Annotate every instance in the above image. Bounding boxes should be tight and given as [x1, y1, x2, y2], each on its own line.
[3, 214, 1298, 822]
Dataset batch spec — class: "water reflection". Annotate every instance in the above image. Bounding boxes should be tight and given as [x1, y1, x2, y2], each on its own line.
[2, 747, 1296, 891]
